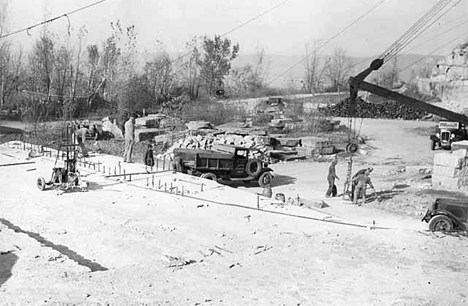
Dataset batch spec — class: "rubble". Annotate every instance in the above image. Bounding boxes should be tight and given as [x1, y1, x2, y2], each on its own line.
[157, 132, 304, 163]
[319, 97, 428, 120]
[102, 117, 123, 139]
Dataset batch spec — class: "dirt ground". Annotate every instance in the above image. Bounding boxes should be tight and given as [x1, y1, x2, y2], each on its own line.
[1, 118, 468, 306]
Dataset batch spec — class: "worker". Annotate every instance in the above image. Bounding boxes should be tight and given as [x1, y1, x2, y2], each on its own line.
[123, 115, 135, 163]
[325, 159, 339, 197]
[75, 125, 89, 157]
[144, 142, 155, 172]
[353, 168, 375, 206]
[351, 167, 373, 198]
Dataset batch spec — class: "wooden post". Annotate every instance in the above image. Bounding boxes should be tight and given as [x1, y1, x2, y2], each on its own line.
[98, 163, 101, 172]
[118, 162, 121, 175]
[103, 165, 106, 174]
[156, 158, 159, 171]
[164, 182, 167, 191]
[147, 177, 149, 187]
[123, 169, 126, 180]
[201, 183, 204, 192]
[257, 194, 260, 209]
[114, 166, 116, 175]
[158, 179, 161, 189]
[163, 158, 166, 171]
[129, 174, 132, 182]
[170, 182, 173, 193]
[152, 175, 154, 188]
[182, 185, 184, 196]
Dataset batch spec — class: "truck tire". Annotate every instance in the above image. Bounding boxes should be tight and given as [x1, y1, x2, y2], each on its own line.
[201, 172, 217, 181]
[37, 177, 46, 191]
[246, 159, 262, 177]
[428, 215, 453, 232]
[258, 171, 273, 188]
[430, 140, 436, 151]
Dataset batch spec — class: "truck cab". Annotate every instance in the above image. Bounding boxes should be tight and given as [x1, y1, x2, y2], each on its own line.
[430, 121, 467, 150]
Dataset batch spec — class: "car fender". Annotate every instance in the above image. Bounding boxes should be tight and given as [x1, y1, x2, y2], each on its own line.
[430, 135, 439, 142]
[428, 210, 466, 229]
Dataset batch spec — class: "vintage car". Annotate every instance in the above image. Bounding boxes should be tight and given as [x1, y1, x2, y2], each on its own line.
[173, 144, 273, 187]
[430, 121, 467, 150]
[422, 198, 468, 232]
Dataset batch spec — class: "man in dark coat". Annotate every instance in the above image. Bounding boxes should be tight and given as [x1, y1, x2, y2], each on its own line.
[326, 160, 339, 197]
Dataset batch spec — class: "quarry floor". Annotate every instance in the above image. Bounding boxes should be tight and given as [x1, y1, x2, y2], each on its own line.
[1, 118, 468, 306]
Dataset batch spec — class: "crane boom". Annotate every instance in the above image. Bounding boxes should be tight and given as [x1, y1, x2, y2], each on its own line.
[348, 58, 468, 125]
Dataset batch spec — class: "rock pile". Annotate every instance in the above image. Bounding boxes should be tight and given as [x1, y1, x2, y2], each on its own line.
[319, 97, 428, 120]
[156, 133, 301, 163]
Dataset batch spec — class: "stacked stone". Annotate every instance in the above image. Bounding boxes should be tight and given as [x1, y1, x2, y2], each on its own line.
[432, 149, 468, 190]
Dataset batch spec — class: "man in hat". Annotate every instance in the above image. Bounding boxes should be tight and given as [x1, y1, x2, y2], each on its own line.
[326, 159, 339, 197]
[353, 168, 375, 206]
[123, 115, 135, 163]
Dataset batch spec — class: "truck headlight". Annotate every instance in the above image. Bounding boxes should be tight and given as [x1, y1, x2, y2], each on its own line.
[451, 133, 455, 139]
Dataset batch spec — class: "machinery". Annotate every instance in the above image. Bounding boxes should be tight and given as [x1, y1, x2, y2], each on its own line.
[36, 123, 87, 193]
[430, 121, 468, 150]
[173, 144, 274, 187]
[422, 198, 468, 232]
[343, 58, 468, 199]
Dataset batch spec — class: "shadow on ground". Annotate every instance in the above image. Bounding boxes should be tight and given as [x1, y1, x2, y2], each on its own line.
[220, 174, 296, 189]
[0, 251, 18, 288]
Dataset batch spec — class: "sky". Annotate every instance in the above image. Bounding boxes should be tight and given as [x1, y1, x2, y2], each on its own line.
[3, 0, 468, 58]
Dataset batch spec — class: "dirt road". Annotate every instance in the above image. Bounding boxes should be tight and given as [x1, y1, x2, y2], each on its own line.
[1, 118, 468, 306]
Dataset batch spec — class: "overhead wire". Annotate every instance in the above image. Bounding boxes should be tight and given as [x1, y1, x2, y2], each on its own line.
[397, 28, 468, 74]
[343, 6, 468, 75]
[380, 0, 452, 61]
[267, 0, 387, 87]
[0, 0, 110, 40]
[382, 0, 463, 63]
[170, 0, 294, 64]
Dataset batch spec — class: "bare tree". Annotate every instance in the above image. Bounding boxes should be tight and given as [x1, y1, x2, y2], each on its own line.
[181, 37, 202, 100]
[144, 52, 176, 102]
[325, 48, 351, 92]
[304, 41, 326, 93]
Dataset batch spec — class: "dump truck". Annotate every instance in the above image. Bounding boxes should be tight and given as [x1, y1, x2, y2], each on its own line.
[173, 144, 274, 187]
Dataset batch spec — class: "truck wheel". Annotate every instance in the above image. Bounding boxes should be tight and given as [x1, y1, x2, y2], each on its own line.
[430, 140, 436, 151]
[429, 215, 453, 232]
[201, 172, 217, 181]
[246, 159, 262, 177]
[37, 177, 46, 191]
[258, 172, 273, 188]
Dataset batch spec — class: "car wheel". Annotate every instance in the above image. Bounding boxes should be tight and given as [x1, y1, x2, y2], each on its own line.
[428, 215, 453, 232]
[200, 172, 217, 181]
[258, 172, 273, 188]
[37, 177, 46, 191]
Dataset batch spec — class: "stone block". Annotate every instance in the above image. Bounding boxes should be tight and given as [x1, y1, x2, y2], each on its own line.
[134, 128, 166, 142]
[432, 165, 463, 178]
[136, 117, 160, 128]
[433, 153, 464, 168]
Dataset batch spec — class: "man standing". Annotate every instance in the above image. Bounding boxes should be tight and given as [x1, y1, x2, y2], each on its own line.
[123, 115, 135, 163]
[353, 168, 375, 206]
[75, 125, 89, 157]
[326, 160, 339, 197]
